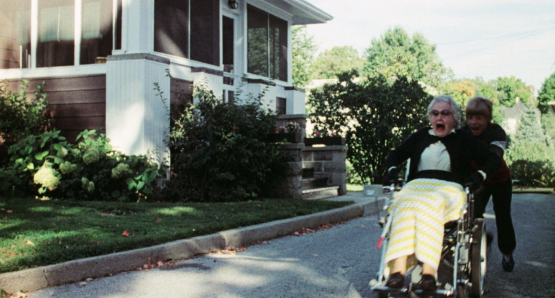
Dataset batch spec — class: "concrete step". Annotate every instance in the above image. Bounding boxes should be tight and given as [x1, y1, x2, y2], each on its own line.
[302, 177, 328, 189]
[302, 186, 339, 200]
[302, 168, 315, 179]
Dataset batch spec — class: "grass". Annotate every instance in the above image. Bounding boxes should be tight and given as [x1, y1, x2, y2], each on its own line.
[347, 183, 364, 192]
[0, 197, 351, 274]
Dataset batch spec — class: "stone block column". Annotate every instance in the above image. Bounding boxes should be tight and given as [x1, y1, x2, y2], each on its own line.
[302, 145, 347, 195]
[264, 143, 304, 199]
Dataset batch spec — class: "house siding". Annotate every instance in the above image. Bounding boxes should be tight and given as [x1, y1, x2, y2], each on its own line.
[4, 75, 106, 142]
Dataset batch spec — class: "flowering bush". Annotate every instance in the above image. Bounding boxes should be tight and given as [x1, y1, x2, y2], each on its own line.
[0, 128, 165, 201]
[285, 122, 300, 133]
[33, 163, 61, 192]
[312, 130, 336, 137]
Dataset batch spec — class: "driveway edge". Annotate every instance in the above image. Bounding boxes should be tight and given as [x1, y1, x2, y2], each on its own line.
[0, 199, 381, 293]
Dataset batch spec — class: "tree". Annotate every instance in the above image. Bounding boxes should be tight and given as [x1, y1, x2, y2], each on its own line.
[308, 73, 431, 183]
[496, 76, 535, 107]
[363, 26, 452, 89]
[310, 46, 365, 79]
[537, 72, 555, 114]
[444, 79, 475, 108]
[506, 106, 555, 187]
[291, 25, 317, 88]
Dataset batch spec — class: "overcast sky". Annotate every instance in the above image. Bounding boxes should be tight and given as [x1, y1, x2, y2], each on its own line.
[304, 0, 555, 92]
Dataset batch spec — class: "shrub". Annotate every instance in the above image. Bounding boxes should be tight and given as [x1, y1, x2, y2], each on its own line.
[509, 160, 555, 187]
[0, 129, 165, 201]
[0, 80, 51, 166]
[0, 81, 50, 138]
[163, 84, 287, 202]
[506, 107, 555, 187]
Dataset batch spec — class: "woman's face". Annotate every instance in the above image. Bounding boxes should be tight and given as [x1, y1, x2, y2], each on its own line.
[466, 114, 488, 136]
[430, 101, 456, 138]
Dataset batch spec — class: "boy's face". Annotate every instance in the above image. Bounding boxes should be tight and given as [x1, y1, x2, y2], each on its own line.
[466, 114, 488, 136]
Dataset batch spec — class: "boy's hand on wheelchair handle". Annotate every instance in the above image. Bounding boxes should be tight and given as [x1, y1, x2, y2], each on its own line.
[465, 172, 484, 192]
[383, 167, 399, 185]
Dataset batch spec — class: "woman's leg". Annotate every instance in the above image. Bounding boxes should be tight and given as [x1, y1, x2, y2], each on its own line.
[392, 255, 408, 274]
[422, 263, 435, 275]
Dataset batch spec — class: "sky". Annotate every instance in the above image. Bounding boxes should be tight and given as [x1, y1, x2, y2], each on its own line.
[303, 0, 555, 93]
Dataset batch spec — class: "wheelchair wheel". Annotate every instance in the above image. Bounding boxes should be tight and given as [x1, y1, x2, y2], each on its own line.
[457, 284, 468, 298]
[470, 218, 487, 298]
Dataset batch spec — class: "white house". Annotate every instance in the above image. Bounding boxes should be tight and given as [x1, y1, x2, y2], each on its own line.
[0, 0, 332, 163]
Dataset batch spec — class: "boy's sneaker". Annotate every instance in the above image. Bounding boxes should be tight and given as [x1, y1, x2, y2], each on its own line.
[502, 254, 514, 272]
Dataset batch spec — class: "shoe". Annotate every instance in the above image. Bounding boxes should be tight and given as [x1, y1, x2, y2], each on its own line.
[385, 272, 405, 288]
[420, 274, 437, 291]
[502, 253, 515, 272]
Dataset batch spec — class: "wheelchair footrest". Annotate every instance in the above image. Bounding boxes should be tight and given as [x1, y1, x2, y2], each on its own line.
[372, 285, 456, 297]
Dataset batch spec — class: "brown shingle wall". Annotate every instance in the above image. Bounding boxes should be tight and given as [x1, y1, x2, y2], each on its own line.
[4, 75, 106, 142]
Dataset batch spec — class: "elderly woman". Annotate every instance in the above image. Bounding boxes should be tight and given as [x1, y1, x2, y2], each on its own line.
[382, 95, 501, 291]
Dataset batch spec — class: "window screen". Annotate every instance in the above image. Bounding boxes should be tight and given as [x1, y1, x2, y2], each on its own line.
[154, 0, 189, 58]
[190, 0, 219, 66]
[247, 5, 288, 81]
[37, 0, 75, 67]
[0, 0, 31, 69]
[80, 0, 113, 64]
[247, 5, 268, 77]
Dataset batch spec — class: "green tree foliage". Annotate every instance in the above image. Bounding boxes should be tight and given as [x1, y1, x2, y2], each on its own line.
[444, 79, 476, 108]
[537, 72, 555, 114]
[506, 106, 555, 187]
[496, 76, 535, 107]
[292, 25, 317, 88]
[541, 112, 555, 142]
[308, 73, 431, 183]
[363, 26, 451, 89]
[310, 46, 365, 80]
[165, 85, 287, 202]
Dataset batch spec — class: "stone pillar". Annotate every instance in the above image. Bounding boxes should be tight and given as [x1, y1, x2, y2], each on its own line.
[302, 145, 348, 195]
[264, 143, 304, 199]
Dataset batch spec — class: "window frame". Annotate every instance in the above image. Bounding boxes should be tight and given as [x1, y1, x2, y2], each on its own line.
[0, 0, 121, 69]
[246, 3, 290, 83]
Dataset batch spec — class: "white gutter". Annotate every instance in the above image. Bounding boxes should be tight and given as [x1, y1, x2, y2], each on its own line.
[284, 0, 333, 24]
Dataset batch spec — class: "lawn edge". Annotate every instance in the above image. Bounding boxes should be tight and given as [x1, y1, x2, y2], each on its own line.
[0, 199, 382, 294]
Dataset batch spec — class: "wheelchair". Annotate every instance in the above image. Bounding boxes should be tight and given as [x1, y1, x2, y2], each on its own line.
[370, 181, 487, 298]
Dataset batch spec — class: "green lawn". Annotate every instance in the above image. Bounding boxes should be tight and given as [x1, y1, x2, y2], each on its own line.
[0, 197, 351, 274]
[347, 184, 364, 192]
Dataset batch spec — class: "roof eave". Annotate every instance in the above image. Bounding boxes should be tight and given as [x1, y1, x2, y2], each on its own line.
[285, 0, 333, 25]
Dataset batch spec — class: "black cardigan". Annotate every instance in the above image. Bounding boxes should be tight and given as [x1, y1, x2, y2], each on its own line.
[386, 127, 502, 186]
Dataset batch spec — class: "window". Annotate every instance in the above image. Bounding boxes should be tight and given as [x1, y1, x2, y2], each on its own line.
[154, 0, 220, 66]
[222, 16, 234, 73]
[0, 0, 31, 68]
[247, 5, 288, 81]
[154, 0, 189, 58]
[80, 0, 115, 64]
[0, 0, 120, 69]
[37, 0, 75, 67]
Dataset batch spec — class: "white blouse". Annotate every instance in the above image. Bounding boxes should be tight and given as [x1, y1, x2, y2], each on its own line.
[417, 128, 486, 180]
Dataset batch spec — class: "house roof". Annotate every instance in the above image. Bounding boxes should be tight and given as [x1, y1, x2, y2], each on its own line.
[266, 0, 333, 25]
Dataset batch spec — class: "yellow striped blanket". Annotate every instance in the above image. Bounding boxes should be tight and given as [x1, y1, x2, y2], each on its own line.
[384, 178, 465, 272]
